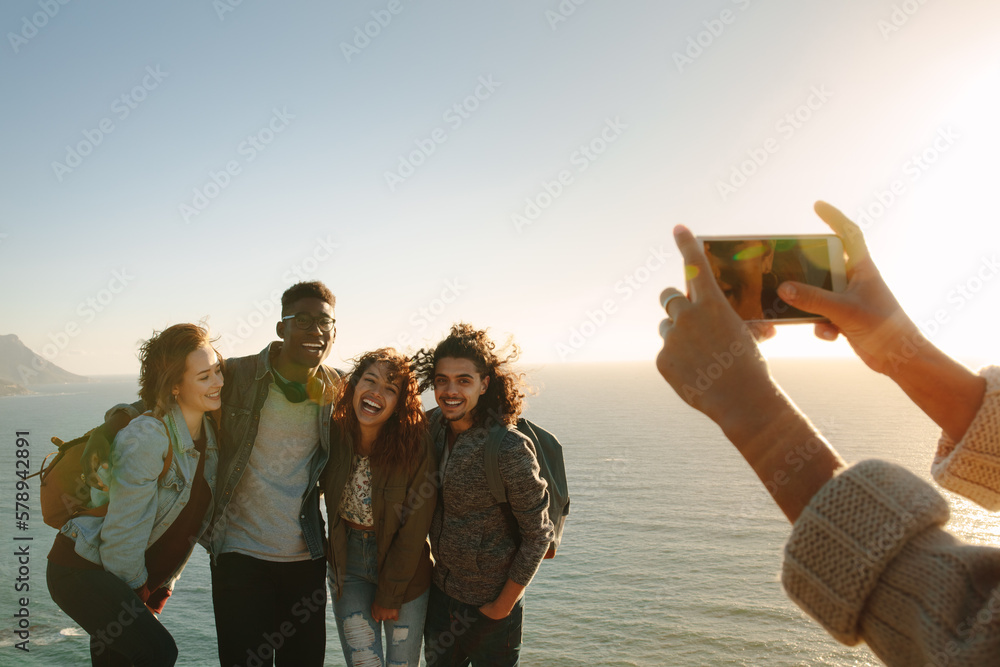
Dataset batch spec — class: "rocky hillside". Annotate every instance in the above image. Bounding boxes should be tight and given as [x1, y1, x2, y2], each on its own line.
[0, 334, 89, 390]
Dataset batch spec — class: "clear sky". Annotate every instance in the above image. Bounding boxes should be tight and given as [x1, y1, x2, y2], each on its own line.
[2, 0, 998, 376]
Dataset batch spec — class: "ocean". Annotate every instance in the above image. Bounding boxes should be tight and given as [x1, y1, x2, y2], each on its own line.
[1, 359, 995, 666]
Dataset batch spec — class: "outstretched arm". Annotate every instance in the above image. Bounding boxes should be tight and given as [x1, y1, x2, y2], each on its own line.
[656, 224, 845, 522]
[657, 221, 1000, 666]
[775, 201, 985, 442]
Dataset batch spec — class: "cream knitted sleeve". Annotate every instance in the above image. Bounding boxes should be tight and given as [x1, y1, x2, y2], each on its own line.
[783, 460, 1000, 666]
[932, 366, 1000, 510]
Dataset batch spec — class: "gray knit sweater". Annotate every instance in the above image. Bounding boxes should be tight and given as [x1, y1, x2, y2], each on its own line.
[783, 366, 1000, 665]
[430, 424, 554, 606]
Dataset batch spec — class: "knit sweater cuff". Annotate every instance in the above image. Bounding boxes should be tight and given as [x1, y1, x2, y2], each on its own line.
[931, 366, 1000, 510]
[782, 460, 950, 645]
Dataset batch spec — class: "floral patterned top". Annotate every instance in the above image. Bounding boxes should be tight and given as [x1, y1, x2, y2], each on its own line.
[338, 454, 374, 527]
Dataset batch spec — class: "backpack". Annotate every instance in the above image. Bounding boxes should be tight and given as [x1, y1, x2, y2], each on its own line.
[31, 414, 174, 529]
[484, 419, 570, 559]
[429, 408, 570, 558]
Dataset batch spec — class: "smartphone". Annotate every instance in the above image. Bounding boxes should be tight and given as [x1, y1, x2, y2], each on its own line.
[696, 235, 846, 323]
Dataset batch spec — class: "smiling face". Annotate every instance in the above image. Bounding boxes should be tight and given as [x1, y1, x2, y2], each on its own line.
[172, 344, 224, 418]
[434, 356, 489, 432]
[352, 361, 401, 434]
[276, 297, 335, 372]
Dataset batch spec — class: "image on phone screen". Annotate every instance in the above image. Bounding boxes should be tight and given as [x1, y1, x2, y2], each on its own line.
[701, 237, 840, 322]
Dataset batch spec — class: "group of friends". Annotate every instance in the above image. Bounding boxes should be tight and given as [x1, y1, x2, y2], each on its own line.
[46, 280, 552, 667]
[45, 200, 1000, 667]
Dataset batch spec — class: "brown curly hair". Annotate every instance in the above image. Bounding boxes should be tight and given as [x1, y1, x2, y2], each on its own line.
[414, 323, 525, 427]
[332, 348, 427, 472]
[138, 323, 223, 416]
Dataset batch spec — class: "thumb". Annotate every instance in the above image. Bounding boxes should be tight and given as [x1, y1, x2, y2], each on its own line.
[778, 281, 851, 321]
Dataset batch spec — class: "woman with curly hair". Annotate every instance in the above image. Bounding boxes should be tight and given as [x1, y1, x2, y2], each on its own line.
[324, 348, 436, 667]
[46, 323, 223, 666]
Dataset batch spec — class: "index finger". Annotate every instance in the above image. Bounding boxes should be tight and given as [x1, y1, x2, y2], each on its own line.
[673, 224, 723, 303]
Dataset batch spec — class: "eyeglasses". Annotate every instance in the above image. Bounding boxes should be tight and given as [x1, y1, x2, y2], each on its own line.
[282, 314, 336, 332]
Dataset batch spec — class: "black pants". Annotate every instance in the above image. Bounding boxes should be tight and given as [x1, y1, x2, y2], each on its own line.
[210, 553, 326, 667]
[424, 584, 523, 667]
[46, 560, 178, 667]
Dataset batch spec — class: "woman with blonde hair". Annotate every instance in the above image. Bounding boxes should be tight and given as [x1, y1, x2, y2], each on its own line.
[47, 323, 223, 666]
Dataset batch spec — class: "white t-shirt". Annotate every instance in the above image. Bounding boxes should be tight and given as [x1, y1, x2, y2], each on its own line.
[218, 383, 320, 561]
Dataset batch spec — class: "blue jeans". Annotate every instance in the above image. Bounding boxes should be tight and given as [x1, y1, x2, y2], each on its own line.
[423, 584, 523, 667]
[330, 527, 429, 666]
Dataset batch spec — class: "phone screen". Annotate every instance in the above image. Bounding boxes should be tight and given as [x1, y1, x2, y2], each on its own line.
[700, 236, 841, 322]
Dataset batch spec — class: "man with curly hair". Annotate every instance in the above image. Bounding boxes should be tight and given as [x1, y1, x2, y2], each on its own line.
[414, 323, 553, 667]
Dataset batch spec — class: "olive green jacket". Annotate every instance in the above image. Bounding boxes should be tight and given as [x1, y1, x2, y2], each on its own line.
[323, 427, 437, 609]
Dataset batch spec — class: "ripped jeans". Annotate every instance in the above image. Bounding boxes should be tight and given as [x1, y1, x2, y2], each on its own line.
[331, 527, 429, 667]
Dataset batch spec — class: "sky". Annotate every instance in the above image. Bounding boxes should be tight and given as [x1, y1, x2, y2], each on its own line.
[2, 0, 998, 376]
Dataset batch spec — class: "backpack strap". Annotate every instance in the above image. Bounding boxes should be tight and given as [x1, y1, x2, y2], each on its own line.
[427, 407, 444, 444]
[143, 411, 175, 482]
[483, 424, 514, 505]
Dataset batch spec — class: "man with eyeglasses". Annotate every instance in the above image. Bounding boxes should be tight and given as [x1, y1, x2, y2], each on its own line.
[88, 281, 340, 666]
[206, 280, 338, 667]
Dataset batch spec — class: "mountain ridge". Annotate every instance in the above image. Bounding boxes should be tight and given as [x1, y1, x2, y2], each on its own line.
[0, 334, 89, 394]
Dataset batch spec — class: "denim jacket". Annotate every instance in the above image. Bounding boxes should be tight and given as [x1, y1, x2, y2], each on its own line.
[203, 342, 340, 561]
[61, 404, 218, 590]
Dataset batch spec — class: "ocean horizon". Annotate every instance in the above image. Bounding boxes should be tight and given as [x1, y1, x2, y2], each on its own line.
[2, 359, 995, 666]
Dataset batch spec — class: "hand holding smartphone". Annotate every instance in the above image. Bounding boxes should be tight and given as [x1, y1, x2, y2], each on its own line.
[697, 235, 846, 323]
